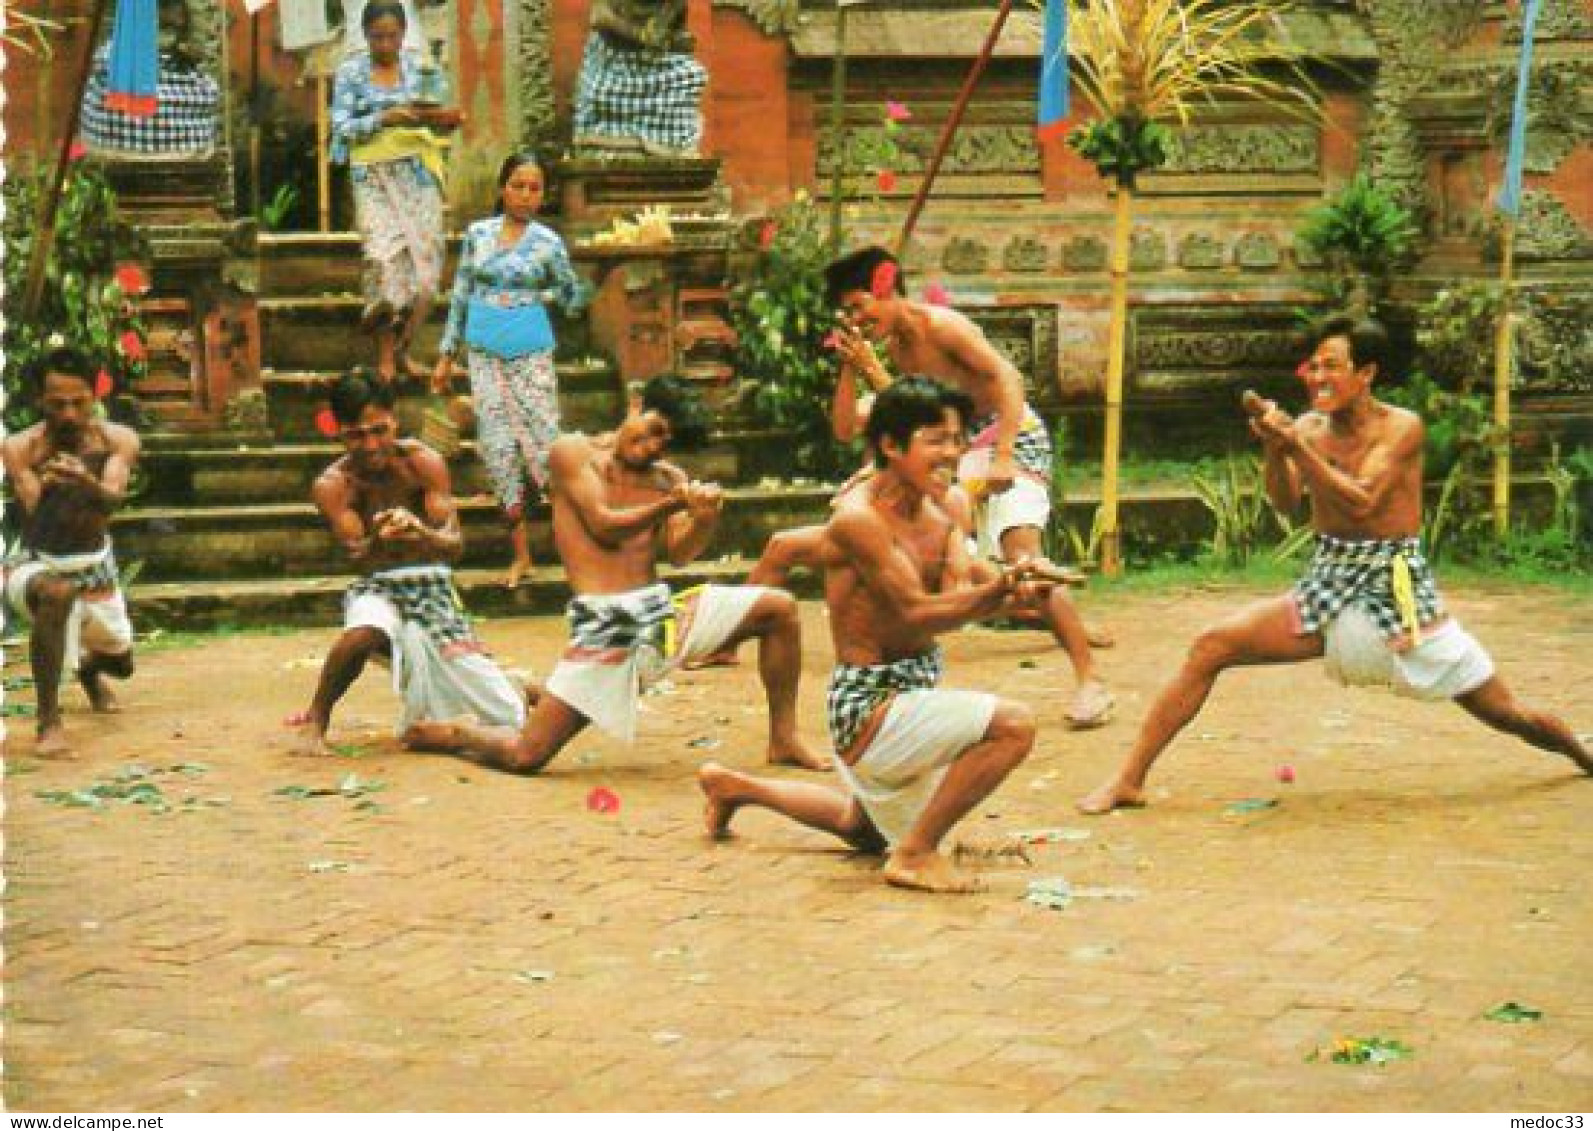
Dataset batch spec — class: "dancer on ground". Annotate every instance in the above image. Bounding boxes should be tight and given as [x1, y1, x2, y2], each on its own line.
[824, 246, 1111, 727]
[405, 376, 829, 773]
[292, 372, 526, 757]
[331, 0, 461, 384]
[1079, 314, 1591, 814]
[434, 151, 587, 588]
[699, 378, 1049, 894]
[2, 348, 141, 758]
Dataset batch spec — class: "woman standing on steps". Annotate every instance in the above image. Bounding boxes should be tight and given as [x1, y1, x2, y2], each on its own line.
[331, 0, 461, 385]
[433, 152, 588, 588]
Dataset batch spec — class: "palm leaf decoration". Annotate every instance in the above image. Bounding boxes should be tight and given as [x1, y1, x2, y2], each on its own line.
[1047, 0, 1320, 572]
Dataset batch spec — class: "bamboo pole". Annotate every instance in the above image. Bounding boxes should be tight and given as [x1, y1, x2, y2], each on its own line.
[22, 0, 113, 321]
[316, 71, 332, 232]
[1491, 219, 1516, 537]
[827, 0, 849, 253]
[895, 0, 1017, 255]
[1098, 182, 1133, 576]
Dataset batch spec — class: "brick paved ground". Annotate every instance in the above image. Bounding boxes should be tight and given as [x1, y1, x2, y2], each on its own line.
[4, 583, 1590, 1111]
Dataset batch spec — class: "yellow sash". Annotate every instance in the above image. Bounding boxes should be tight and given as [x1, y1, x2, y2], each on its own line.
[351, 125, 451, 190]
[1390, 553, 1422, 648]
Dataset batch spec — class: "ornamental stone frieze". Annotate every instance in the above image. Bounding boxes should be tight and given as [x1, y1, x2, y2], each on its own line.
[1509, 191, 1593, 262]
[1482, 61, 1593, 176]
[1129, 229, 1167, 272]
[943, 237, 990, 275]
[1504, 0, 1593, 42]
[1130, 306, 1304, 395]
[1159, 125, 1320, 176]
[817, 124, 1039, 178]
[1061, 235, 1108, 273]
[714, 0, 802, 37]
[1177, 233, 1226, 270]
[1235, 232, 1283, 270]
[516, 0, 556, 149]
[1003, 236, 1049, 273]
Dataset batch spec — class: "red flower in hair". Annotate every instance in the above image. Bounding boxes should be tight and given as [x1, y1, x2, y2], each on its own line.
[586, 786, 621, 815]
[93, 370, 114, 399]
[869, 260, 899, 300]
[118, 331, 146, 361]
[68, 140, 88, 162]
[114, 264, 151, 295]
[822, 330, 843, 350]
[1295, 360, 1311, 379]
[875, 169, 898, 193]
[758, 220, 777, 250]
[314, 408, 341, 438]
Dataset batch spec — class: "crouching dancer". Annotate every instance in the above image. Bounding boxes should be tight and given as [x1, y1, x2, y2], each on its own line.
[699, 378, 1043, 894]
[293, 372, 526, 756]
[1079, 315, 1589, 814]
[2, 348, 141, 757]
[407, 375, 827, 772]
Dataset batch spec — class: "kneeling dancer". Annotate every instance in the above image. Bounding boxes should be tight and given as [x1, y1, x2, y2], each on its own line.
[1080, 314, 1590, 814]
[2, 348, 141, 757]
[409, 375, 827, 773]
[700, 378, 1045, 894]
[294, 372, 526, 756]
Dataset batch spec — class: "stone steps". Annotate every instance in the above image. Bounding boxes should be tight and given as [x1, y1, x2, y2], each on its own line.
[111, 484, 838, 583]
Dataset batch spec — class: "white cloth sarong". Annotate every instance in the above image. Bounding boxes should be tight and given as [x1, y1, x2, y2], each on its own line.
[344, 566, 526, 735]
[546, 582, 766, 743]
[1323, 604, 1494, 702]
[835, 686, 997, 847]
[972, 476, 1051, 559]
[3, 542, 133, 692]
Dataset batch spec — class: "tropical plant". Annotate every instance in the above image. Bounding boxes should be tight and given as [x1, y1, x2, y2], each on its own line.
[2, 158, 151, 431]
[260, 184, 302, 232]
[729, 193, 856, 477]
[1297, 173, 1418, 314]
[1059, 0, 1320, 575]
[2, 9, 65, 56]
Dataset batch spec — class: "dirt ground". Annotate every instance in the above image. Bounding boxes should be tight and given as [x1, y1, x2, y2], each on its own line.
[3, 581, 1590, 1112]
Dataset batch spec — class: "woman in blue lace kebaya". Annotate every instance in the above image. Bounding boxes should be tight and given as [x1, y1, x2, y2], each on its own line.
[330, 0, 460, 384]
[433, 153, 588, 587]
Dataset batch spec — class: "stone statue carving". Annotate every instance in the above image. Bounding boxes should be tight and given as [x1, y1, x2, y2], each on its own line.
[573, 0, 707, 157]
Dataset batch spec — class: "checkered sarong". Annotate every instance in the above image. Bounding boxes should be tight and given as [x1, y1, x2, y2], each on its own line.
[572, 32, 705, 150]
[347, 565, 480, 654]
[563, 582, 674, 660]
[81, 48, 220, 156]
[827, 648, 945, 756]
[6, 543, 121, 595]
[969, 408, 1053, 483]
[1293, 534, 1443, 646]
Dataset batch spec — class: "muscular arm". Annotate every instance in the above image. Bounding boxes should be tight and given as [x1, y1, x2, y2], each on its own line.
[312, 472, 373, 563]
[1291, 413, 1424, 522]
[409, 447, 464, 560]
[92, 424, 140, 512]
[661, 467, 722, 566]
[1259, 438, 1304, 515]
[937, 314, 1027, 478]
[828, 506, 1009, 634]
[2, 433, 44, 514]
[551, 437, 683, 546]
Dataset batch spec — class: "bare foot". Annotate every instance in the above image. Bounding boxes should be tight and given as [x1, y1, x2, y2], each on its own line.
[681, 648, 739, 670]
[1086, 623, 1115, 649]
[504, 558, 533, 589]
[34, 724, 75, 760]
[1076, 779, 1146, 816]
[697, 761, 743, 839]
[883, 848, 986, 894]
[290, 722, 334, 758]
[1064, 681, 1114, 730]
[78, 670, 121, 713]
[767, 736, 832, 772]
[402, 720, 468, 752]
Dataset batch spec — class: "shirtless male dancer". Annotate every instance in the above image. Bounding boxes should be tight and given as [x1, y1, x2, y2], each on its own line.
[2, 348, 141, 757]
[823, 246, 1111, 728]
[293, 372, 527, 756]
[1080, 314, 1591, 814]
[698, 378, 1048, 894]
[408, 375, 828, 773]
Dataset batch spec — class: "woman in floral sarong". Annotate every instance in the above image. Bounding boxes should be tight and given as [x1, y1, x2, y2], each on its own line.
[331, 0, 460, 384]
[434, 153, 588, 587]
